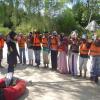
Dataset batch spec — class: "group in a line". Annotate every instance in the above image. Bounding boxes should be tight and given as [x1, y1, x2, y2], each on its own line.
[0, 30, 100, 84]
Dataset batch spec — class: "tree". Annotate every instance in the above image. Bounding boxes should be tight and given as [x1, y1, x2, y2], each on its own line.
[87, 0, 100, 23]
[72, 2, 89, 27]
[55, 9, 77, 34]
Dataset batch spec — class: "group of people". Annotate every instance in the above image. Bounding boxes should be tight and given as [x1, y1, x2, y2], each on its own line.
[0, 30, 100, 85]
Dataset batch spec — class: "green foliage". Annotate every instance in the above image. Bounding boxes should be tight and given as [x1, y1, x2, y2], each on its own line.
[0, 26, 10, 35]
[96, 30, 100, 37]
[55, 9, 77, 35]
[0, 0, 100, 36]
[15, 15, 53, 34]
[72, 0, 100, 26]
[16, 23, 32, 34]
[72, 2, 89, 27]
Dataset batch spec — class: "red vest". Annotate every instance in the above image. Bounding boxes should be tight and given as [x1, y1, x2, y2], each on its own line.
[80, 43, 89, 55]
[58, 43, 65, 51]
[0, 38, 4, 48]
[50, 36, 58, 50]
[18, 37, 26, 48]
[89, 42, 100, 56]
[33, 34, 41, 46]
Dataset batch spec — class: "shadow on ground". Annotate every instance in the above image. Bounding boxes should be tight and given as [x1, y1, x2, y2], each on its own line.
[1, 64, 100, 100]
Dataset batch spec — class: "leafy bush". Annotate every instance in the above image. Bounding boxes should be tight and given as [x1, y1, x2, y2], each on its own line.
[55, 9, 77, 35]
[0, 27, 10, 36]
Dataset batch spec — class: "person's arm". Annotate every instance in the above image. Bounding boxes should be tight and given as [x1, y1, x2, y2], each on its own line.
[48, 36, 51, 51]
[1, 39, 4, 48]
[39, 35, 42, 43]
[12, 43, 19, 58]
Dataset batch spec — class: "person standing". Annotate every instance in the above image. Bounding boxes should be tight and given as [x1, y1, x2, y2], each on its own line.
[17, 33, 26, 65]
[57, 33, 68, 74]
[69, 31, 79, 76]
[78, 35, 90, 78]
[27, 32, 34, 66]
[49, 31, 59, 70]
[33, 31, 41, 68]
[6, 31, 19, 73]
[89, 36, 100, 83]
[42, 32, 49, 68]
[0, 33, 4, 68]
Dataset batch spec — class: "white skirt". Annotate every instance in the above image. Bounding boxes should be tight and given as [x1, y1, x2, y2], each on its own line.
[28, 49, 33, 60]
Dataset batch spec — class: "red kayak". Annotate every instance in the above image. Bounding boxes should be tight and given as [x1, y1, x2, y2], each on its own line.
[0, 78, 26, 100]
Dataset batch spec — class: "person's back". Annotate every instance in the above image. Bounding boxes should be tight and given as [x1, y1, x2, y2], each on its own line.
[17, 34, 26, 48]
[33, 32, 41, 50]
[7, 34, 18, 65]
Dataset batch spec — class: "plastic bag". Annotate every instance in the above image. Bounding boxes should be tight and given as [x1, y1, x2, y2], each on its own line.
[5, 72, 13, 87]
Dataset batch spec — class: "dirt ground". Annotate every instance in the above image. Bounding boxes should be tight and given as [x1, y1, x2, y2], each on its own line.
[0, 63, 100, 100]
[0, 43, 100, 100]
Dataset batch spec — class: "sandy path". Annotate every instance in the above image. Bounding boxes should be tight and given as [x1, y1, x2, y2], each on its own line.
[0, 65, 100, 100]
[0, 43, 100, 100]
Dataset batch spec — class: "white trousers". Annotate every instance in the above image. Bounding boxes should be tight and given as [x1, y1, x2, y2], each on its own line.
[69, 52, 78, 75]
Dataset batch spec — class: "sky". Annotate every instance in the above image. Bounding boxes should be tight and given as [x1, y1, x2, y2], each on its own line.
[16, 0, 89, 16]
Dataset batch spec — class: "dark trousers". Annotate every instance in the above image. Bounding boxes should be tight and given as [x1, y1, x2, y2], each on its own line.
[90, 56, 100, 83]
[51, 50, 58, 70]
[8, 64, 15, 73]
[0, 49, 3, 60]
[34, 50, 41, 66]
[0, 49, 3, 66]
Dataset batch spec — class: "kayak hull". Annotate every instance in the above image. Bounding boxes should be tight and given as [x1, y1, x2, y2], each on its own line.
[0, 78, 26, 100]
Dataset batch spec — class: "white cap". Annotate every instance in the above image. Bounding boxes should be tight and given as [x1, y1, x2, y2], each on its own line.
[52, 31, 57, 35]
[82, 34, 86, 39]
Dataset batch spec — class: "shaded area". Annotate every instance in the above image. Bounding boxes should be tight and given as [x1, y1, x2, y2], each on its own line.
[0, 61, 100, 100]
[19, 77, 100, 100]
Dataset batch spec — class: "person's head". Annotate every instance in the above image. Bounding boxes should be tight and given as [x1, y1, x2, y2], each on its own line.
[34, 31, 40, 37]
[60, 33, 64, 37]
[82, 34, 87, 43]
[29, 32, 32, 37]
[9, 31, 17, 40]
[43, 31, 48, 37]
[92, 34, 97, 41]
[82, 39, 87, 43]
[52, 31, 57, 36]
[19, 32, 23, 37]
[48, 32, 51, 35]
[71, 31, 78, 39]
[29, 32, 32, 35]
